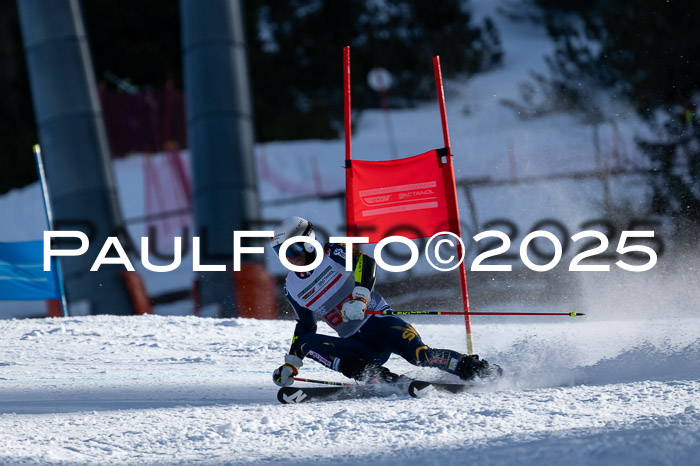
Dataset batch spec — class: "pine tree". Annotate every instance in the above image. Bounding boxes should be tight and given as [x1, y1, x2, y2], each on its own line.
[246, 0, 502, 142]
[508, 0, 700, 228]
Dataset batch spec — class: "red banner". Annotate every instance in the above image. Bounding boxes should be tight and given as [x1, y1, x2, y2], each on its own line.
[346, 149, 460, 243]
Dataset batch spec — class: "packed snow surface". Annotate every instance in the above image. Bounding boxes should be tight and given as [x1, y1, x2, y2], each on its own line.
[0, 314, 698, 465]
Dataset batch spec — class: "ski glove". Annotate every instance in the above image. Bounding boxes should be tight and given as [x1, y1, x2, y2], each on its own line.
[273, 354, 303, 387]
[341, 286, 371, 321]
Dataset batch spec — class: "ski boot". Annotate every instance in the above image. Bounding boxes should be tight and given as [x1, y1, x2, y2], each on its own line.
[455, 354, 503, 381]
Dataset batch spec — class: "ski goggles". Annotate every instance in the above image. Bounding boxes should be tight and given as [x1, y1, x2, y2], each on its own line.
[273, 242, 305, 258]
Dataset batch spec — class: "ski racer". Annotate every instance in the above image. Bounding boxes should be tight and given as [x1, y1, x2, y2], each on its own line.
[270, 216, 501, 387]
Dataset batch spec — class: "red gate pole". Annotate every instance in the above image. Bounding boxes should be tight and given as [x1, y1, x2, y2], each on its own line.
[433, 56, 475, 355]
[344, 47, 352, 163]
[344, 46, 354, 236]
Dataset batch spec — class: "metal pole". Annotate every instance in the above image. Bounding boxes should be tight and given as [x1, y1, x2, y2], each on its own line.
[18, 0, 136, 315]
[180, 0, 269, 317]
[366, 310, 584, 317]
[293, 377, 355, 386]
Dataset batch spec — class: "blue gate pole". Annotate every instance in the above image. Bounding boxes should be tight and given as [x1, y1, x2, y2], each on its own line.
[33, 144, 69, 317]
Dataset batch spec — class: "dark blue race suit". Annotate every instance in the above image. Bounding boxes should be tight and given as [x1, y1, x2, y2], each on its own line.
[283, 243, 465, 377]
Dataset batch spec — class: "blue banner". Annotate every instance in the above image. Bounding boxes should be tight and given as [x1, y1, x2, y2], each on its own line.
[0, 241, 61, 300]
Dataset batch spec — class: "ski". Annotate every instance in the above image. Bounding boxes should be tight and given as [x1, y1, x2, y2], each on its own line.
[408, 380, 475, 398]
[277, 382, 408, 404]
[278, 385, 346, 404]
[278, 377, 493, 403]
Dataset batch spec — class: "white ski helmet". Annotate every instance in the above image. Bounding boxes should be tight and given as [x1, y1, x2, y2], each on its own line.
[271, 216, 316, 258]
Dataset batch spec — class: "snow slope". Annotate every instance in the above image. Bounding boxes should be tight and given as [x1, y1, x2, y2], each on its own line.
[0, 315, 697, 465]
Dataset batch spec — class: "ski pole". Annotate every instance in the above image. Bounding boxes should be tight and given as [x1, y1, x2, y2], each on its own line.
[365, 310, 584, 317]
[293, 377, 355, 386]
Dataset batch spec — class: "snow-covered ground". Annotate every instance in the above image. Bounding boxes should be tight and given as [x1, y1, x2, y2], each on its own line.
[1, 0, 699, 464]
[0, 314, 697, 465]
